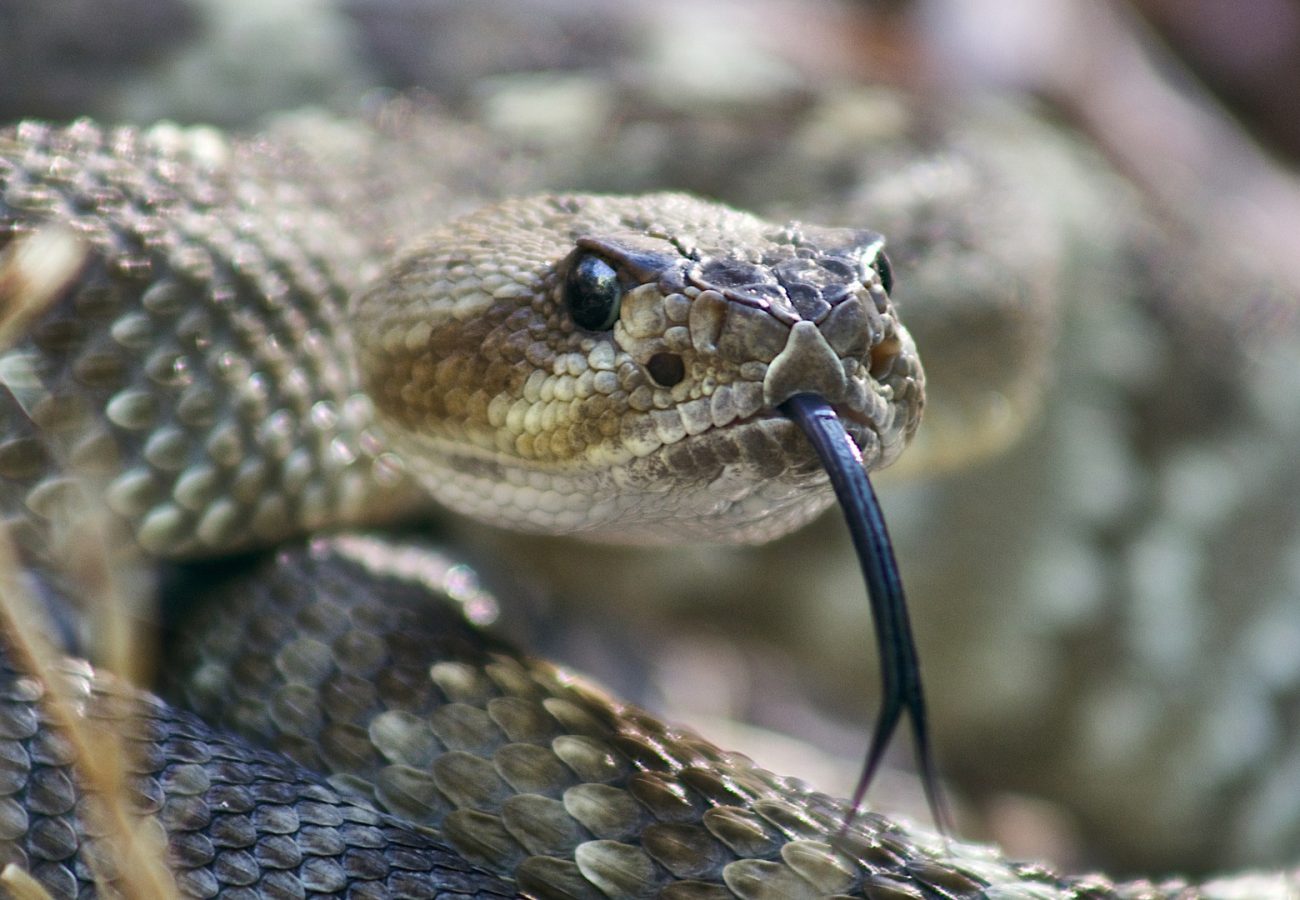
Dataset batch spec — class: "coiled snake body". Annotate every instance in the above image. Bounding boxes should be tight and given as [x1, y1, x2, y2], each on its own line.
[0, 116, 1290, 898]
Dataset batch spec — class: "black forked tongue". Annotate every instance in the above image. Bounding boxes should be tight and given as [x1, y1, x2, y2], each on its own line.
[781, 393, 952, 836]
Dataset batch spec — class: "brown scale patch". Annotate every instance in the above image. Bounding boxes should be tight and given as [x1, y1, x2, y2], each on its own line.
[368, 313, 632, 464]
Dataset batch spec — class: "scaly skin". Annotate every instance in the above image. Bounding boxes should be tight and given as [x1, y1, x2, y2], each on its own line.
[0, 120, 918, 563]
[0, 112, 1296, 897]
[0, 645, 518, 898]
[0, 113, 923, 897]
[354, 192, 919, 542]
[2, 535, 1275, 899]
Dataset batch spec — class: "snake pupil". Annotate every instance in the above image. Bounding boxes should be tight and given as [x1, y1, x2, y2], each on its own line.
[872, 250, 894, 295]
[565, 254, 623, 331]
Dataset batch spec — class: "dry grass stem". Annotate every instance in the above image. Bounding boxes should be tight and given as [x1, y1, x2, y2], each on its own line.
[0, 236, 178, 897]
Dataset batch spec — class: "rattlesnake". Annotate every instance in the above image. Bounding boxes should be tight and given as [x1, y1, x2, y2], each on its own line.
[0, 86, 1296, 899]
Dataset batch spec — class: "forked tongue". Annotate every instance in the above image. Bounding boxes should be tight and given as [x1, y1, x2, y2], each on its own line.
[781, 393, 951, 836]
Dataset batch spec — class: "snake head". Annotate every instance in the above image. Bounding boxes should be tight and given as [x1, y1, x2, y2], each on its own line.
[353, 193, 924, 544]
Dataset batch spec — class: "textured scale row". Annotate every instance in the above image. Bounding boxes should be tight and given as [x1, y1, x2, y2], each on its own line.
[0, 643, 516, 898]
[164, 536, 1226, 900]
[0, 120, 413, 586]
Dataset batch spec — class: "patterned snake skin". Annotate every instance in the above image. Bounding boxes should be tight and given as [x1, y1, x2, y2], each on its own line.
[0, 109, 1296, 900]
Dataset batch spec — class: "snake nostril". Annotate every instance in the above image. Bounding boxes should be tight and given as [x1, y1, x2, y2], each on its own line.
[869, 335, 902, 380]
[645, 352, 685, 387]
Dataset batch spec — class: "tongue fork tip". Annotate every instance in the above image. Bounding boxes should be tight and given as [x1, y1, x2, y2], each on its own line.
[780, 392, 952, 837]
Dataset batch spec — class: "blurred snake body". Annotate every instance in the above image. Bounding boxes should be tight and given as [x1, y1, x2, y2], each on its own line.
[0, 117, 1288, 898]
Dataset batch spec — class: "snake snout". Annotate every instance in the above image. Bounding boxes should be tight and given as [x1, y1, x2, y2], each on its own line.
[762, 320, 849, 407]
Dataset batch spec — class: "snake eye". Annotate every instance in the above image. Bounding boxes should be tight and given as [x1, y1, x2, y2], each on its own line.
[872, 251, 894, 295]
[565, 254, 623, 331]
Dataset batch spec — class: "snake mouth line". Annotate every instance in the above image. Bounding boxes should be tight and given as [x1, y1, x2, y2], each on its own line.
[724, 399, 886, 457]
[826, 400, 883, 432]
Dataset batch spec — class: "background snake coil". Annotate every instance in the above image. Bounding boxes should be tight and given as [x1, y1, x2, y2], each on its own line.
[0, 115, 1289, 899]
